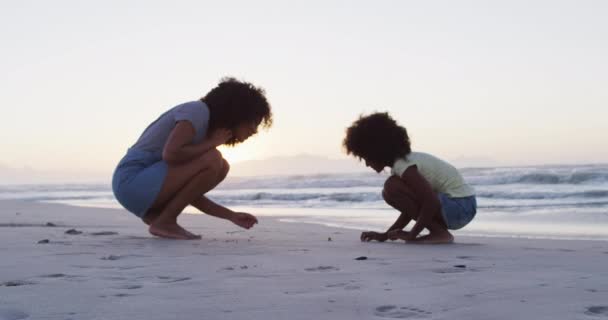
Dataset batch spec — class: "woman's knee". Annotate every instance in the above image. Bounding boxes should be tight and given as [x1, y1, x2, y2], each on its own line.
[196, 148, 224, 172]
[219, 158, 230, 181]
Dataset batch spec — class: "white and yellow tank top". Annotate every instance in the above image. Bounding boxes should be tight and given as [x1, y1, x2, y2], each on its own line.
[391, 152, 475, 198]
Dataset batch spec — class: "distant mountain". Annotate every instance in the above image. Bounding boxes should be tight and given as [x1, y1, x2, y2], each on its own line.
[230, 154, 367, 177]
[0, 154, 500, 184]
[0, 164, 108, 184]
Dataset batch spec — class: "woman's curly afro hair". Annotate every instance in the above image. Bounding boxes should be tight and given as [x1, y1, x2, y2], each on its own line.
[202, 77, 273, 144]
[343, 112, 411, 167]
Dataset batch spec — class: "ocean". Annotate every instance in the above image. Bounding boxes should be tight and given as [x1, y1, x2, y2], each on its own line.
[1, 164, 607, 240]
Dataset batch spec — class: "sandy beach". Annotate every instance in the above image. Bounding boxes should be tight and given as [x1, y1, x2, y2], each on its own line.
[1, 199, 607, 320]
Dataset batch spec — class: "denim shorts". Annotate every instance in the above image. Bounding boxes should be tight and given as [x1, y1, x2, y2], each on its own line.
[112, 149, 168, 218]
[437, 194, 477, 230]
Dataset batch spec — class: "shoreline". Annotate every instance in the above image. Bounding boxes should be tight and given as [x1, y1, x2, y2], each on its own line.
[18, 198, 608, 242]
[1, 199, 607, 319]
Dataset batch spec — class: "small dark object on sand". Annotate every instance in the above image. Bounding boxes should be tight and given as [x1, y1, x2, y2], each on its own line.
[101, 255, 121, 261]
[355, 256, 368, 261]
[46, 222, 57, 227]
[453, 264, 467, 268]
[328, 237, 332, 242]
[37, 239, 50, 244]
[90, 231, 118, 236]
[65, 229, 83, 235]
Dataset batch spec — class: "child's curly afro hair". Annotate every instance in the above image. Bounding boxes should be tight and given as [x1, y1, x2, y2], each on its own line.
[343, 112, 411, 167]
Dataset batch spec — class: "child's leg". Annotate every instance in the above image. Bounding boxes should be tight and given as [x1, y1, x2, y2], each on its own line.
[383, 176, 453, 244]
[147, 149, 225, 239]
[383, 176, 419, 221]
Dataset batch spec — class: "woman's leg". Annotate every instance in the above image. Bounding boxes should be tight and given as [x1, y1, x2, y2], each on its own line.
[145, 149, 225, 239]
[143, 159, 230, 226]
[383, 176, 453, 244]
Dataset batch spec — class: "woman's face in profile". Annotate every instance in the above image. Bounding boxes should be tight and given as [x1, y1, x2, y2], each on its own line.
[230, 121, 258, 145]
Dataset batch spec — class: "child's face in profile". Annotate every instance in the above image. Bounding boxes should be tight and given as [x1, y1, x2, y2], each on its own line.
[364, 159, 384, 173]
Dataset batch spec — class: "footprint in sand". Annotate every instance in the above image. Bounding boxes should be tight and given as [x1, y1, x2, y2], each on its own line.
[586, 306, 608, 317]
[304, 266, 340, 272]
[432, 267, 467, 274]
[456, 255, 477, 260]
[54, 252, 96, 256]
[0, 223, 45, 227]
[325, 280, 360, 290]
[0, 308, 29, 320]
[374, 305, 432, 319]
[156, 276, 191, 283]
[39, 273, 70, 279]
[522, 247, 548, 251]
[113, 284, 143, 290]
[102, 276, 128, 281]
[1, 280, 36, 287]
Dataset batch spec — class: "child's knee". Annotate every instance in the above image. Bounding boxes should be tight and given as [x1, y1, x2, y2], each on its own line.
[383, 176, 402, 197]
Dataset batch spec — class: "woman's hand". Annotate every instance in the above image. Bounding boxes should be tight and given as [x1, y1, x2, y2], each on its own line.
[230, 212, 258, 230]
[209, 128, 233, 147]
[360, 231, 388, 242]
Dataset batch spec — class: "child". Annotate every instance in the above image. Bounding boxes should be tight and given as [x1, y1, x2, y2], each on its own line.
[112, 77, 272, 240]
[343, 112, 476, 244]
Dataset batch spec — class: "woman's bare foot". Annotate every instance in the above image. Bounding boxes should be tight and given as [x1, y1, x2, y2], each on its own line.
[175, 224, 202, 240]
[142, 217, 154, 226]
[149, 223, 200, 240]
[145, 216, 201, 239]
[407, 230, 454, 244]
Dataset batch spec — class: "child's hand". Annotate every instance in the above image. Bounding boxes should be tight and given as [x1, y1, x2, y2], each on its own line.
[209, 128, 233, 147]
[387, 229, 410, 241]
[230, 212, 258, 230]
[360, 231, 388, 242]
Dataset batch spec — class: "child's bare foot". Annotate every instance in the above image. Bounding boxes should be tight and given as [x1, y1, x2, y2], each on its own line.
[408, 230, 454, 244]
[149, 223, 200, 240]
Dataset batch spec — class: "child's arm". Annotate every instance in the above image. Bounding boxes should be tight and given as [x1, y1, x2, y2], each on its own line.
[162, 122, 232, 165]
[361, 231, 388, 242]
[399, 166, 442, 241]
[386, 213, 411, 234]
[361, 194, 412, 242]
[191, 196, 258, 229]
[387, 229, 410, 240]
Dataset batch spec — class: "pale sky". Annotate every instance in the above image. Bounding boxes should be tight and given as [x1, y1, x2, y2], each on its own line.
[1, 0, 607, 181]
